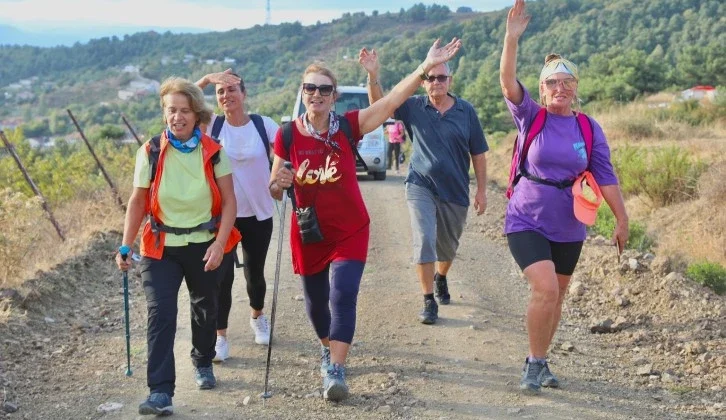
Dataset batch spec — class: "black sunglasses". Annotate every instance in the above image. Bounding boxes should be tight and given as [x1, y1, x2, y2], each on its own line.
[302, 83, 335, 96]
[425, 75, 450, 83]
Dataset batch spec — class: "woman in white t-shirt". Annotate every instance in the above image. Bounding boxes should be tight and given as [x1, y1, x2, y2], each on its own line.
[196, 70, 279, 361]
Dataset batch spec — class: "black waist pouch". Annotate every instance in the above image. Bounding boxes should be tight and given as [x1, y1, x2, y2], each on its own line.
[296, 206, 324, 244]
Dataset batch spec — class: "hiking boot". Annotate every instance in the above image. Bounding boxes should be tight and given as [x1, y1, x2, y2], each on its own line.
[320, 345, 331, 377]
[418, 299, 438, 325]
[520, 359, 546, 394]
[194, 366, 216, 390]
[323, 363, 349, 402]
[541, 362, 560, 388]
[213, 335, 229, 363]
[434, 273, 451, 305]
[250, 314, 271, 345]
[138, 392, 173, 416]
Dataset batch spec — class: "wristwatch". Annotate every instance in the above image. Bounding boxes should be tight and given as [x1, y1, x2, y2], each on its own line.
[418, 64, 429, 81]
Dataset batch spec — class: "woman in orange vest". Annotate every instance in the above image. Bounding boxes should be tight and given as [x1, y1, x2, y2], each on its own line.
[115, 77, 240, 416]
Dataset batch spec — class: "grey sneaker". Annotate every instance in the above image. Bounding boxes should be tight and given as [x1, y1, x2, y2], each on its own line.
[419, 299, 438, 324]
[541, 362, 560, 388]
[323, 363, 349, 401]
[194, 366, 216, 390]
[320, 345, 331, 377]
[138, 392, 173, 416]
[434, 273, 451, 305]
[520, 359, 546, 394]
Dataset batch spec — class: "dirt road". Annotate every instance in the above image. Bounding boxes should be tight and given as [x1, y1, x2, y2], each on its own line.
[1, 173, 721, 419]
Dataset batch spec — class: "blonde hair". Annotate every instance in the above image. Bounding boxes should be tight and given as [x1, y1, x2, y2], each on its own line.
[302, 62, 338, 97]
[159, 77, 213, 126]
[539, 54, 581, 111]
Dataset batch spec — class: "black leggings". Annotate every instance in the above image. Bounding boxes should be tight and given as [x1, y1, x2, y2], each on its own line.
[507, 230, 583, 276]
[388, 143, 401, 170]
[217, 216, 273, 330]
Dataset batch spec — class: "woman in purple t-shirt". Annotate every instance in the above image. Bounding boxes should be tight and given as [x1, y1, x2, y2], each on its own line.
[501, 0, 629, 394]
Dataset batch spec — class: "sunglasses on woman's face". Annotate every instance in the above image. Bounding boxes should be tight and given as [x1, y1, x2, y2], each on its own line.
[543, 78, 578, 90]
[425, 75, 450, 83]
[302, 83, 335, 96]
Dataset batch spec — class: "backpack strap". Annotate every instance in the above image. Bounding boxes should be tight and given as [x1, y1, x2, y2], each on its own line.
[249, 114, 271, 158]
[575, 112, 594, 169]
[211, 115, 225, 140]
[506, 108, 547, 198]
[282, 121, 293, 155]
[149, 135, 162, 183]
[338, 116, 368, 171]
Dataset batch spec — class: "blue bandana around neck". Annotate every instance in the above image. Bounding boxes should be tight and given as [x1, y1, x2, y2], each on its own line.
[166, 127, 202, 153]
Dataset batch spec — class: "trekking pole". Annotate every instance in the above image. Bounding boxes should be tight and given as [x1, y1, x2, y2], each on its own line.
[262, 162, 293, 402]
[119, 245, 133, 377]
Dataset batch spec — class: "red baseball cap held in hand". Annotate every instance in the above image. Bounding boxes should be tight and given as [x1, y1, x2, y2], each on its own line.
[572, 171, 602, 226]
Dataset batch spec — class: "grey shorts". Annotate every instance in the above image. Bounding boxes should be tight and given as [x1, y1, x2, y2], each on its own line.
[406, 182, 468, 264]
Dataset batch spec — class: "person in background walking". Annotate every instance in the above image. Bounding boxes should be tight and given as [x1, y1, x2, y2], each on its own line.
[196, 70, 279, 361]
[269, 38, 462, 401]
[386, 119, 406, 174]
[362, 42, 489, 325]
[501, 0, 629, 393]
[115, 76, 240, 415]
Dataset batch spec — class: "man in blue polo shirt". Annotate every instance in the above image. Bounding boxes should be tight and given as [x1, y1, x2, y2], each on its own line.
[360, 48, 488, 324]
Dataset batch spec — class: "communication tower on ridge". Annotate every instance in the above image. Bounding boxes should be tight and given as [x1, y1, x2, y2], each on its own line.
[265, 0, 271, 25]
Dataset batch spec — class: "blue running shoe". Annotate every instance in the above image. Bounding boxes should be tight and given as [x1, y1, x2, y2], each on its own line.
[320, 345, 331, 377]
[138, 392, 173, 416]
[520, 359, 546, 394]
[323, 363, 349, 402]
[194, 366, 216, 390]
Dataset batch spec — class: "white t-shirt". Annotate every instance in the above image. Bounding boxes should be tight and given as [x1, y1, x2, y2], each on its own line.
[206, 114, 279, 220]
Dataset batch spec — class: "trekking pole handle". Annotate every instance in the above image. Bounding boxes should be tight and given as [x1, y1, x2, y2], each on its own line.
[119, 245, 130, 262]
[283, 162, 296, 208]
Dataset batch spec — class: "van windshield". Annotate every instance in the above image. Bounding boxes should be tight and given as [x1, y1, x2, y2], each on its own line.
[296, 92, 371, 117]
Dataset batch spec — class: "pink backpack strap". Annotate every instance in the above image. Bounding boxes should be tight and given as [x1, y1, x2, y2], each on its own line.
[506, 108, 548, 198]
[575, 112, 594, 167]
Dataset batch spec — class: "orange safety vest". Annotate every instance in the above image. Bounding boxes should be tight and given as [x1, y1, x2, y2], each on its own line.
[140, 132, 241, 260]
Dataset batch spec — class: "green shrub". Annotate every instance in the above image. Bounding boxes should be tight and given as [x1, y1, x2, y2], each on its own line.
[622, 118, 660, 139]
[686, 261, 726, 295]
[612, 145, 705, 207]
[592, 205, 654, 252]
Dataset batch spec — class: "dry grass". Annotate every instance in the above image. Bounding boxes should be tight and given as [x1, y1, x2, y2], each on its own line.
[0, 183, 130, 290]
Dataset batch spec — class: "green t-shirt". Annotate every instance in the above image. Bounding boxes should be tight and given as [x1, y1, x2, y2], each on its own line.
[133, 143, 232, 246]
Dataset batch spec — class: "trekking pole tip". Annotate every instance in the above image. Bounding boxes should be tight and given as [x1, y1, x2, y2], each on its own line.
[125, 369, 132, 377]
[261, 391, 272, 399]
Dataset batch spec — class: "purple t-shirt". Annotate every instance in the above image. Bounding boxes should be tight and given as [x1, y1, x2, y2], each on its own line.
[504, 84, 618, 242]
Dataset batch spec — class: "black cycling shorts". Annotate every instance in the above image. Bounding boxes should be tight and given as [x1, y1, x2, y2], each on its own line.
[507, 230, 584, 276]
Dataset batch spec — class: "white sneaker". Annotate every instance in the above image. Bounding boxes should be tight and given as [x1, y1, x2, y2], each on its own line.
[250, 315, 270, 345]
[213, 335, 229, 362]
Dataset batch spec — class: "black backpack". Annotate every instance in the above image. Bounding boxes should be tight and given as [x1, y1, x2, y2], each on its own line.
[280, 116, 368, 171]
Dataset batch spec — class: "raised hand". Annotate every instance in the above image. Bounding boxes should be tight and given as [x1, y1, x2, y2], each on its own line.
[358, 48, 380, 75]
[205, 69, 240, 87]
[424, 37, 462, 69]
[506, 0, 531, 40]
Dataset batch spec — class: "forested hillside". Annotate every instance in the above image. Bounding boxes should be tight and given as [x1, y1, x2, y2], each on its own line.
[0, 0, 723, 135]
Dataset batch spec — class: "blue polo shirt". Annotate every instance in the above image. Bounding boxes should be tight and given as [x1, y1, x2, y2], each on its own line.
[395, 94, 488, 206]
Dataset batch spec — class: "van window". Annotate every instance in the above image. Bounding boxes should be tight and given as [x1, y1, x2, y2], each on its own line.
[296, 92, 370, 117]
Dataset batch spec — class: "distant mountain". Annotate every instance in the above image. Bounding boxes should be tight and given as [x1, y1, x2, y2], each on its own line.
[0, 23, 212, 47]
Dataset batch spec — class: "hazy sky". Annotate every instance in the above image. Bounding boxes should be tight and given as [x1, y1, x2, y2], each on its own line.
[0, 0, 513, 32]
